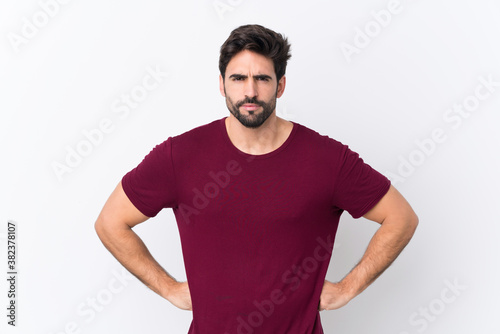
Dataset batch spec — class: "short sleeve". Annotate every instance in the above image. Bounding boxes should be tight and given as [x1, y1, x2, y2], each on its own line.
[121, 137, 178, 217]
[331, 144, 391, 219]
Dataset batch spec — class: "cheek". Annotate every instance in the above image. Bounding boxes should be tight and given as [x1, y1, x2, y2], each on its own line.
[225, 93, 237, 107]
[224, 87, 241, 102]
[262, 90, 277, 102]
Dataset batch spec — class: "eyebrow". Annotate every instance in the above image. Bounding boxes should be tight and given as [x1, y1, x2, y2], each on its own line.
[229, 74, 273, 80]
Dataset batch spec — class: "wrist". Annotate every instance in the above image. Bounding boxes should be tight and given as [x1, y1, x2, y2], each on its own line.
[160, 276, 179, 300]
[337, 278, 360, 300]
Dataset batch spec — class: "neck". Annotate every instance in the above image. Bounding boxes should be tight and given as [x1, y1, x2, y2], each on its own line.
[225, 112, 293, 155]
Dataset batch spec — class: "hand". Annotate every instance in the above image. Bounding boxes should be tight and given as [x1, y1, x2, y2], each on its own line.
[318, 280, 354, 311]
[166, 281, 192, 311]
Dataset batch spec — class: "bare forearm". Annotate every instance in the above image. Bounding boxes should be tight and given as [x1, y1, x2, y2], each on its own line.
[341, 216, 418, 298]
[320, 186, 419, 311]
[95, 222, 177, 299]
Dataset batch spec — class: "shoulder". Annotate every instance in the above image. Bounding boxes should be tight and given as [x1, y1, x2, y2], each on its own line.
[168, 117, 224, 149]
[293, 121, 347, 153]
[173, 118, 222, 140]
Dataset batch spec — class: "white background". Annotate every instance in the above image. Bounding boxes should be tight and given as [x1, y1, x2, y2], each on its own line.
[1, 0, 499, 333]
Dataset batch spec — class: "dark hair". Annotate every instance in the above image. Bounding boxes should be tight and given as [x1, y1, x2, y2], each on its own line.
[219, 24, 291, 82]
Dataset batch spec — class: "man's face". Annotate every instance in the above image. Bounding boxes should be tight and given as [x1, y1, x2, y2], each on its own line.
[220, 50, 286, 128]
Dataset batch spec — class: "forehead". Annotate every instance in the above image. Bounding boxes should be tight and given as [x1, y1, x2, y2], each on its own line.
[226, 50, 276, 77]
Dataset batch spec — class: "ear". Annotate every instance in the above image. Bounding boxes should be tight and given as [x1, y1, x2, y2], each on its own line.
[277, 75, 286, 98]
[219, 74, 226, 97]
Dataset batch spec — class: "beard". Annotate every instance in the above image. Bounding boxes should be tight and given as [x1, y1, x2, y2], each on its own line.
[225, 90, 277, 129]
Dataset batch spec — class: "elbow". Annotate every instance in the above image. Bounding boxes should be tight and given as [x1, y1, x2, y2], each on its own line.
[405, 210, 419, 240]
[94, 214, 115, 242]
[94, 216, 106, 241]
[411, 210, 419, 229]
[94, 213, 132, 244]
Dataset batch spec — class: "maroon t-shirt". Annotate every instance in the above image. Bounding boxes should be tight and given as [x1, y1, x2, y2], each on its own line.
[122, 117, 390, 334]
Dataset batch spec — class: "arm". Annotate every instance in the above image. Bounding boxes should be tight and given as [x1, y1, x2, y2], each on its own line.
[94, 181, 191, 310]
[319, 185, 418, 310]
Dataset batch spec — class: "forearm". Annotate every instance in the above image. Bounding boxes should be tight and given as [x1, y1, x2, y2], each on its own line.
[95, 221, 177, 299]
[340, 215, 418, 298]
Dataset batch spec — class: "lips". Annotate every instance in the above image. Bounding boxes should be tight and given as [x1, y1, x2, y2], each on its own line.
[241, 104, 260, 111]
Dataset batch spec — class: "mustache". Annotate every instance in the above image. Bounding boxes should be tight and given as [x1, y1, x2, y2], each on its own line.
[235, 97, 265, 108]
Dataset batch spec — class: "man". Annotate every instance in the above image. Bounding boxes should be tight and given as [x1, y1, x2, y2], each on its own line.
[95, 24, 418, 333]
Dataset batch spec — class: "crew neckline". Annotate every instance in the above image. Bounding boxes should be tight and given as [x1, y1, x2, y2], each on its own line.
[220, 117, 298, 160]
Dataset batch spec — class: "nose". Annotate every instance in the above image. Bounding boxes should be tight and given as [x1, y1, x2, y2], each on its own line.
[244, 78, 258, 98]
